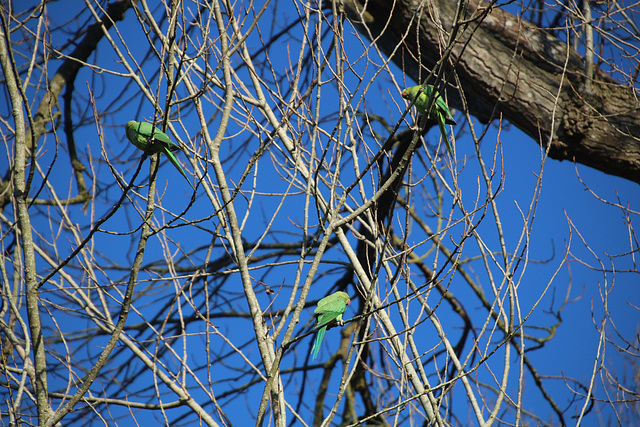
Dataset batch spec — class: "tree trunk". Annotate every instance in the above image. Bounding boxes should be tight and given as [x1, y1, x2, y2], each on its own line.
[341, 0, 640, 183]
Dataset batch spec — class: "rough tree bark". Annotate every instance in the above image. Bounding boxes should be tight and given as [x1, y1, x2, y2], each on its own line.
[341, 0, 640, 184]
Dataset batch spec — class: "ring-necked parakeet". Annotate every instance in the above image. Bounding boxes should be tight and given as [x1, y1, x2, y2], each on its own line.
[125, 120, 194, 190]
[311, 291, 351, 360]
[402, 84, 457, 156]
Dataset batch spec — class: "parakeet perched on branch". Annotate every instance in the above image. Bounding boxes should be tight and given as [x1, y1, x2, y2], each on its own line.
[402, 84, 457, 156]
[125, 120, 194, 190]
[311, 291, 351, 360]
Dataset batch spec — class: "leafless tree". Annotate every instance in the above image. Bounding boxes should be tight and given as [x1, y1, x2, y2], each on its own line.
[1, 0, 638, 426]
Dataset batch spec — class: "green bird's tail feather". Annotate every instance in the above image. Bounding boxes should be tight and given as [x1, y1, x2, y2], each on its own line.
[311, 326, 326, 360]
[163, 146, 195, 190]
[437, 114, 454, 157]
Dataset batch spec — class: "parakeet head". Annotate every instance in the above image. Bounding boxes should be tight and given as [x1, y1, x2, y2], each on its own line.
[401, 88, 414, 101]
[336, 291, 351, 305]
[125, 121, 138, 132]
[402, 85, 434, 102]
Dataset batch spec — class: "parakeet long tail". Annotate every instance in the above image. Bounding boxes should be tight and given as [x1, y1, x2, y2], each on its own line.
[163, 146, 195, 190]
[436, 114, 454, 157]
[311, 325, 327, 360]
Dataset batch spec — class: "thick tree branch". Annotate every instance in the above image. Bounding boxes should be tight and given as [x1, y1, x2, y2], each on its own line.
[342, 0, 640, 183]
[0, 19, 53, 425]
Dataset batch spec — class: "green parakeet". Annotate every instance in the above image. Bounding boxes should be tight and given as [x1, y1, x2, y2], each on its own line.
[311, 291, 351, 360]
[125, 120, 194, 190]
[402, 84, 457, 156]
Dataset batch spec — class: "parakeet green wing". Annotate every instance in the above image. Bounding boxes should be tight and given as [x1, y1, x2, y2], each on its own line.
[311, 291, 351, 360]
